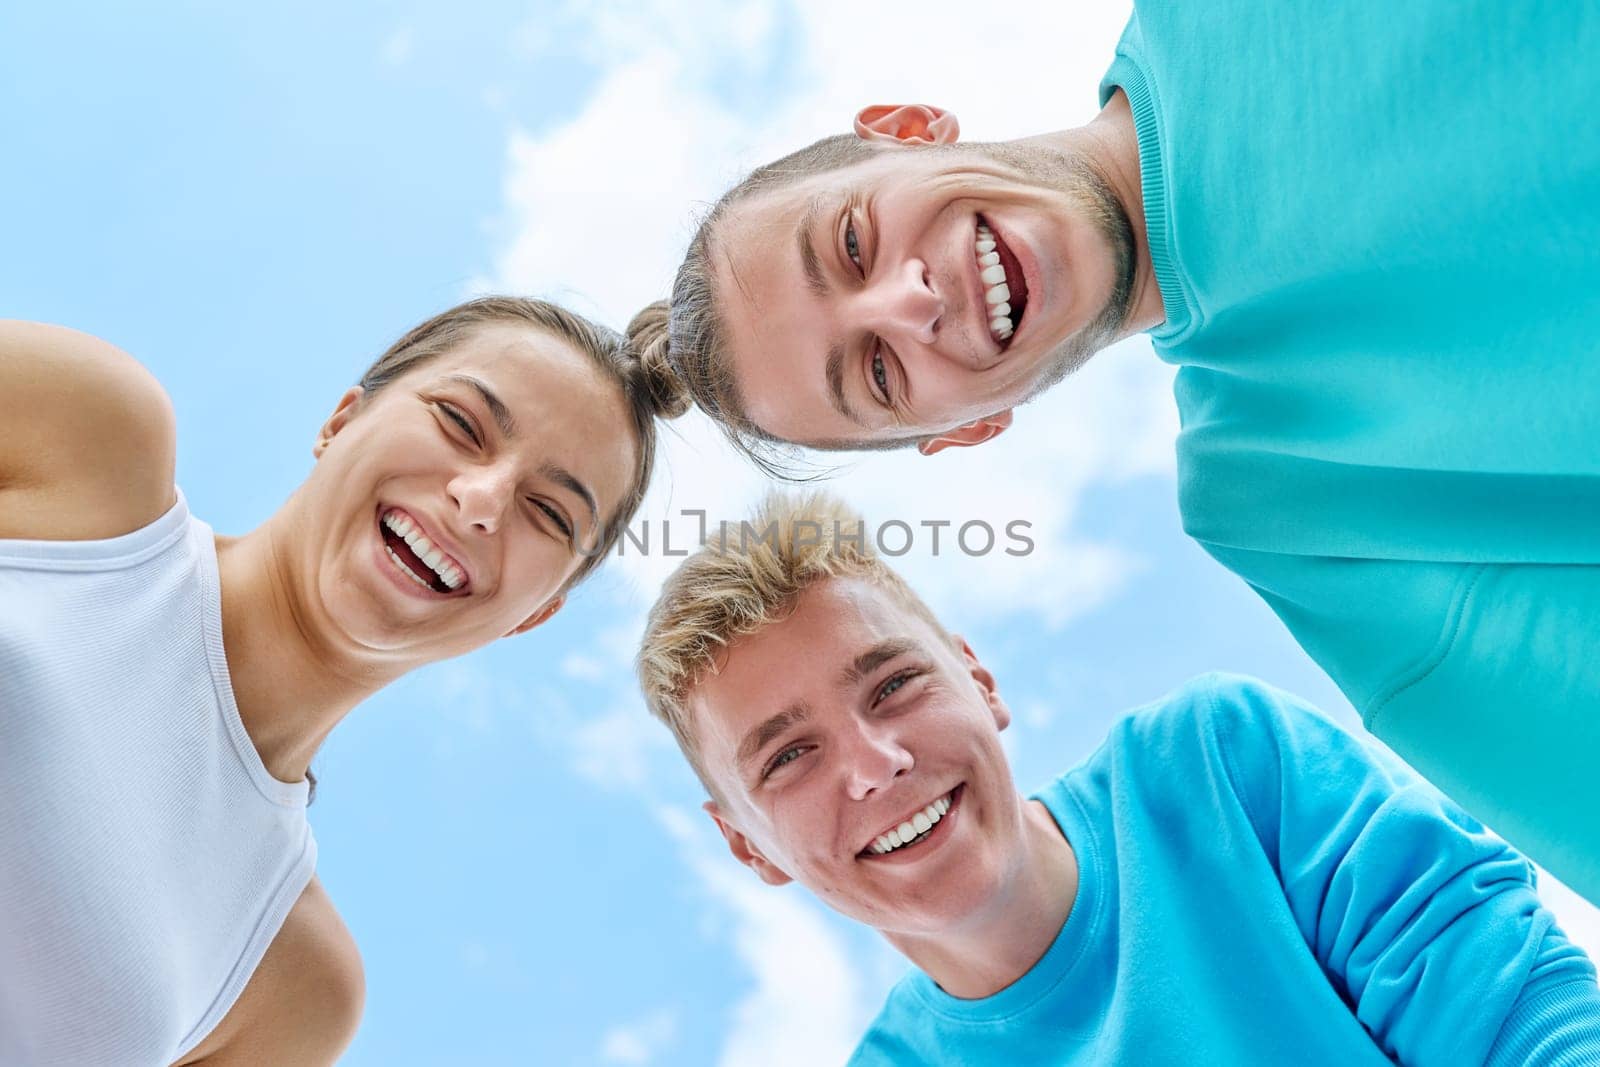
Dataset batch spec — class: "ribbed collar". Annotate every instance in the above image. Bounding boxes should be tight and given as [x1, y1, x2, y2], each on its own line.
[1103, 54, 1195, 346]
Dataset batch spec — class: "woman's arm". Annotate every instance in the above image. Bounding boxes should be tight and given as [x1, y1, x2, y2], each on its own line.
[0, 320, 177, 539]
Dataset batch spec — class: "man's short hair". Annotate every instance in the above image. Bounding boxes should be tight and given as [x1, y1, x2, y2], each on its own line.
[637, 491, 949, 793]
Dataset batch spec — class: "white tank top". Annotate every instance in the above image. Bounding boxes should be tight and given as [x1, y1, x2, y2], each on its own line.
[0, 491, 316, 1066]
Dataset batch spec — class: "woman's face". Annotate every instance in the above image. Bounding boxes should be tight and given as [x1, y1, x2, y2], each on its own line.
[298, 323, 638, 662]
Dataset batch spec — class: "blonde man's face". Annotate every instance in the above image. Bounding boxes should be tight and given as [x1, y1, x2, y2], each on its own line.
[688, 576, 1032, 934]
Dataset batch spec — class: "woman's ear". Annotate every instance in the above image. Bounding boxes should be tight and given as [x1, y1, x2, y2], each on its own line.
[313, 387, 365, 459]
[507, 595, 565, 637]
[853, 104, 960, 146]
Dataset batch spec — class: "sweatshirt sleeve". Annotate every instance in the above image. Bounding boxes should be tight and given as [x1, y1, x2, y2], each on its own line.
[1203, 548, 1600, 904]
[1204, 677, 1600, 1065]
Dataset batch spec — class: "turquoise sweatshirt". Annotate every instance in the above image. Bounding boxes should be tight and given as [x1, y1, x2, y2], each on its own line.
[849, 677, 1600, 1066]
[1099, 4, 1600, 899]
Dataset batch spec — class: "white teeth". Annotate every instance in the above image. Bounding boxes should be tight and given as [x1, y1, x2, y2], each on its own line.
[867, 791, 955, 855]
[384, 544, 434, 590]
[975, 222, 1019, 344]
[382, 511, 465, 591]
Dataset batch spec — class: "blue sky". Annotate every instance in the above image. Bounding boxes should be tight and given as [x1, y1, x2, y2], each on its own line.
[4, 3, 1595, 1064]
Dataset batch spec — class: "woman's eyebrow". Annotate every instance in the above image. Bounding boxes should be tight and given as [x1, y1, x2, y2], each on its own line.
[443, 374, 517, 439]
[541, 462, 599, 533]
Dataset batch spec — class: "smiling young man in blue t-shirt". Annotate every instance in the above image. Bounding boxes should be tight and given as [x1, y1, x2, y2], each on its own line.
[637, 495, 1600, 1065]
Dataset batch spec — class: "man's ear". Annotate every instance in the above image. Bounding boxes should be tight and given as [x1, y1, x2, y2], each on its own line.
[706, 801, 793, 887]
[854, 104, 960, 146]
[506, 594, 564, 638]
[952, 633, 1011, 732]
[312, 386, 365, 459]
[917, 410, 1012, 456]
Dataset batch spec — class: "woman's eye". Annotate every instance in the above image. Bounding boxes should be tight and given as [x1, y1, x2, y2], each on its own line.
[871, 349, 891, 405]
[440, 403, 480, 446]
[845, 221, 863, 273]
[533, 499, 573, 540]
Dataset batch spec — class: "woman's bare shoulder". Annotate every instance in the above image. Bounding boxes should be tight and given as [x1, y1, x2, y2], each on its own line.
[0, 321, 178, 540]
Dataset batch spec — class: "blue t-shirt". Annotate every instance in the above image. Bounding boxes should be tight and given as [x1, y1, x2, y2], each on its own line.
[1098, 4, 1600, 900]
[849, 677, 1600, 1066]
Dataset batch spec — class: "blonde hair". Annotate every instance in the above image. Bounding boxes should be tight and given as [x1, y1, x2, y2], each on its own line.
[637, 491, 946, 790]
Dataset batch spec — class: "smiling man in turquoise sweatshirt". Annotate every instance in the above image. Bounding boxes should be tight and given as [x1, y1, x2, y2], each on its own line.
[634, 6, 1600, 903]
[637, 495, 1600, 1064]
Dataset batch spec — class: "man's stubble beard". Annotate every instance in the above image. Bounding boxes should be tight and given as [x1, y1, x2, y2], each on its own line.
[972, 141, 1138, 404]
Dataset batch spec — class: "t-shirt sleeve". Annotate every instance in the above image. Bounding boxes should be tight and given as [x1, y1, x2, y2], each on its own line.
[1203, 677, 1600, 1065]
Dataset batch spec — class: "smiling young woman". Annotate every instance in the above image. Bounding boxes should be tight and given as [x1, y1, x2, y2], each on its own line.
[0, 298, 685, 1066]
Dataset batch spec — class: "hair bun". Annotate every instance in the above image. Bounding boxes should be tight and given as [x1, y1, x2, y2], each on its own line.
[625, 300, 691, 420]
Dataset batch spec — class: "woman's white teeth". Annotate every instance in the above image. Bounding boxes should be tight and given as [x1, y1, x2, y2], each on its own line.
[869, 792, 953, 855]
[381, 511, 465, 590]
[976, 223, 1014, 343]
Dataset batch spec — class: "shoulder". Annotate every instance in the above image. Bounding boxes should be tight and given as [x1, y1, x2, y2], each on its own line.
[0, 320, 177, 540]
[182, 877, 365, 1066]
[1117, 673, 1316, 754]
[1098, 674, 1356, 813]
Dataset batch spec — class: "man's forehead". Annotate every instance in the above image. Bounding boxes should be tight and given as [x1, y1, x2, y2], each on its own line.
[720, 149, 918, 251]
[692, 579, 932, 722]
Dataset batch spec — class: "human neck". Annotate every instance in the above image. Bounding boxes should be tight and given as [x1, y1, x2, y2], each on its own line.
[1089, 89, 1165, 334]
[214, 506, 411, 784]
[1026, 89, 1165, 336]
[881, 797, 1079, 1001]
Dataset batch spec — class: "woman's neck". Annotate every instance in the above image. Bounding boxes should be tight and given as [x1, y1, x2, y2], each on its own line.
[213, 512, 407, 784]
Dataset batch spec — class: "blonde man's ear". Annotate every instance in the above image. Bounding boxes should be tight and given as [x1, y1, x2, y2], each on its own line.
[953, 634, 1012, 733]
[706, 801, 793, 887]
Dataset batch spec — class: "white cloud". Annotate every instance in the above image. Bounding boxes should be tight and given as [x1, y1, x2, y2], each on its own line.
[487, 3, 1152, 1061]
[561, 651, 609, 682]
[600, 1008, 680, 1065]
[487, 0, 1168, 634]
[568, 701, 677, 791]
[657, 807, 871, 1067]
